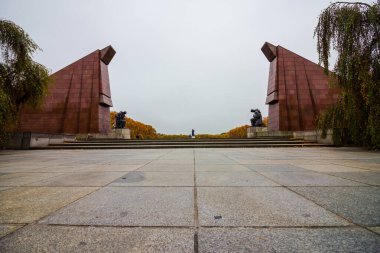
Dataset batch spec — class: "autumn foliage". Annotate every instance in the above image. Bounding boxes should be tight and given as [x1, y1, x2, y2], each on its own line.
[263, 116, 268, 127]
[226, 125, 250, 138]
[110, 111, 157, 139]
[110, 111, 267, 139]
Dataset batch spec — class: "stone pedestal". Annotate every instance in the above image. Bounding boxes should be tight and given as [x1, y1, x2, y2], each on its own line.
[247, 127, 268, 138]
[88, 129, 131, 139]
[293, 130, 333, 144]
[114, 129, 131, 139]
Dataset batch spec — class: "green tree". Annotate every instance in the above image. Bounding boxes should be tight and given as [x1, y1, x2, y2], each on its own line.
[0, 19, 51, 141]
[315, 1, 380, 148]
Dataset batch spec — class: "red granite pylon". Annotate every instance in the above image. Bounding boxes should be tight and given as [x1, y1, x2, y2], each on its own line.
[262, 42, 340, 131]
[17, 46, 116, 134]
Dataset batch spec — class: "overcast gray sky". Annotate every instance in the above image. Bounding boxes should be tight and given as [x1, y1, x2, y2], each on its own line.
[1, 0, 374, 134]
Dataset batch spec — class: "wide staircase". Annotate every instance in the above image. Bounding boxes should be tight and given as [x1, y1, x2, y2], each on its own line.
[42, 136, 329, 149]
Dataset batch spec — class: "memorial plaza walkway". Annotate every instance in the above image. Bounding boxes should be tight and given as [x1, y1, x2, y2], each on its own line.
[0, 147, 379, 252]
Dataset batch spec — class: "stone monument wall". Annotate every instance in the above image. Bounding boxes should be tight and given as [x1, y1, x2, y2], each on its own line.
[262, 42, 340, 131]
[16, 46, 115, 134]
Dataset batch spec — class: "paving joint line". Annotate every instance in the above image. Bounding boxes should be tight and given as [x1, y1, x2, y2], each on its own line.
[5, 151, 173, 239]
[240, 161, 374, 187]
[193, 149, 199, 253]
[283, 165, 376, 187]
[3, 223, 365, 229]
[282, 186, 380, 236]
[236, 160, 380, 236]
[323, 172, 378, 187]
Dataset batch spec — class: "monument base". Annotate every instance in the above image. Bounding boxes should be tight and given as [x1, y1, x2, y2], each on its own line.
[247, 127, 334, 144]
[86, 129, 131, 140]
[5, 132, 75, 149]
[113, 129, 131, 139]
[292, 130, 333, 144]
[247, 127, 268, 138]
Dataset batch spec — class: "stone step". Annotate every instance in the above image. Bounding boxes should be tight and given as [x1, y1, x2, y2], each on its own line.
[37, 136, 330, 149]
[53, 140, 310, 146]
[39, 141, 330, 150]
[74, 137, 291, 143]
[37, 144, 330, 149]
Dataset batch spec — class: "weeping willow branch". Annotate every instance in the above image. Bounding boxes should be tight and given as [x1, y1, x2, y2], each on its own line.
[314, 1, 380, 148]
[0, 19, 51, 142]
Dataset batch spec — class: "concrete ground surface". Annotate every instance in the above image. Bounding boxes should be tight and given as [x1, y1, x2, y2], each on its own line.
[0, 147, 379, 252]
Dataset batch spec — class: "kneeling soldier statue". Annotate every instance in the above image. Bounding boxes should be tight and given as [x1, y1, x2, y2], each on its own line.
[115, 111, 127, 129]
[250, 109, 263, 127]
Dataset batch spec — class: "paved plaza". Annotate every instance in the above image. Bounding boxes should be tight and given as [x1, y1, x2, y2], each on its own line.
[0, 147, 379, 252]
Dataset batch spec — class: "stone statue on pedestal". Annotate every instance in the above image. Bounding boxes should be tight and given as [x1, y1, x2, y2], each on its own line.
[115, 111, 127, 129]
[250, 109, 263, 127]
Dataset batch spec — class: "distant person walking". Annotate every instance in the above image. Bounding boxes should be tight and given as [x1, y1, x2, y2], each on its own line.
[191, 129, 195, 138]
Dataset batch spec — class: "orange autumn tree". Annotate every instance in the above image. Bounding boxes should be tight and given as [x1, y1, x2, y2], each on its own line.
[110, 111, 117, 128]
[126, 117, 157, 139]
[219, 117, 268, 138]
[110, 112, 268, 139]
[227, 125, 250, 138]
[110, 111, 157, 139]
[262, 116, 268, 127]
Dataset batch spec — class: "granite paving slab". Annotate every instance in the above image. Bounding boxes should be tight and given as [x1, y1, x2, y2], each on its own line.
[150, 159, 194, 165]
[81, 164, 144, 172]
[332, 161, 380, 171]
[297, 164, 369, 173]
[159, 155, 194, 160]
[195, 159, 237, 165]
[40, 187, 193, 226]
[289, 160, 332, 165]
[0, 165, 50, 173]
[290, 186, 380, 226]
[128, 155, 169, 160]
[0, 172, 63, 186]
[0, 225, 194, 253]
[368, 227, 380, 235]
[197, 187, 348, 226]
[326, 171, 380, 186]
[16, 165, 91, 173]
[137, 164, 194, 172]
[29, 172, 126, 187]
[244, 164, 308, 172]
[0, 224, 24, 238]
[0, 187, 97, 223]
[195, 165, 250, 172]
[196, 172, 279, 186]
[236, 159, 295, 165]
[198, 227, 380, 253]
[0, 147, 379, 252]
[260, 171, 365, 186]
[109, 171, 194, 186]
[99, 160, 152, 165]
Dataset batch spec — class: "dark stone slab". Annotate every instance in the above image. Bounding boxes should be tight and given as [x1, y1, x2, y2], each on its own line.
[138, 164, 194, 172]
[291, 186, 380, 226]
[109, 171, 193, 186]
[0, 225, 193, 253]
[0, 187, 97, 223]
[198, 227, 380, 253]
[0, 224, 24, 238]
[40, 187, 193, 226]
[29, 172, 125, 186]
[327, 172, 380, 186]
[196, 172, 278, 186]
[197, 187, 347, 226]
[244, 164, 308, 172]
[261, 171, 365, 186]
